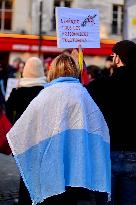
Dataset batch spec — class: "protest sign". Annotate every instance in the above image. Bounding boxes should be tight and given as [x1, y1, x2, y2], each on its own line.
[56, 7, 100, 48]
[5, 78, 19, 101]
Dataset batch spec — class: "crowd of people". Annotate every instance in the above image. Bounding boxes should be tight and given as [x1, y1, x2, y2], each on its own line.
[0, 39, 136, 205]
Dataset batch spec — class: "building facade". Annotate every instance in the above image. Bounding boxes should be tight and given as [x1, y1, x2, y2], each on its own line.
[3, 0, 136, 67]
[0, 0, 124, 40]
[31, 0, 124, 40]
[0, 0, 32, 34]
[72, 0, 124, 40]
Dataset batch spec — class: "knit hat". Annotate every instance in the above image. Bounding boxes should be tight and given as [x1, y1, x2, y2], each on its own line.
[112, 40, 136, 66]
[22, 57, 45, 78]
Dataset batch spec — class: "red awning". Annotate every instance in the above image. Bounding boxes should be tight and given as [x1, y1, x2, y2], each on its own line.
[0, 33, 116, 56]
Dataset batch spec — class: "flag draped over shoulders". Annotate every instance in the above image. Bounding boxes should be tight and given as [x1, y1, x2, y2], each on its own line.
[7, 77, 111, 205]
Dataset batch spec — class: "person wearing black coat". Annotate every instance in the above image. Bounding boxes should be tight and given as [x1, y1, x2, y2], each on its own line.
[86, 40, 136, 205]
[6, 57, 46, 205]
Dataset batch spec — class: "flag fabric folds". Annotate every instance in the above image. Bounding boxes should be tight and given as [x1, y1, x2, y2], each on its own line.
[80, 61, 90, 85]
[7, 77, 111, 204]
[78, 46, 90, 86]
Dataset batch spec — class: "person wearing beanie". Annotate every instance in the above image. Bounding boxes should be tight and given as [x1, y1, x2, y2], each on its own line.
[22, 57, 45, 78]
[6, 57, 46, 123]
[5, 56, 47, 205]
[86, 40, 136, 205]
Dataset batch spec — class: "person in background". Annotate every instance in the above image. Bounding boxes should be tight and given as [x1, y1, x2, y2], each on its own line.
[6, 57, 46, 124]
[5, 58, 22, 101]
[108, 40, 136, 205]
[0, 64, 6, 98]
[86, 40, 136, 205]
[0, 71, 10, 155]
[6, 54, 111, 205]
[6, 57, 22, 79]
[101, 55, 114, 79]
[0, 93, 11, 155]
[5, 56, 47, 205]
[16, 60, 25, 78]
[86, 65, 102, 82]
[44, 57, 52, 77]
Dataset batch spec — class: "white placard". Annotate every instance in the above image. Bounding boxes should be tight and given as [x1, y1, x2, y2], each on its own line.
[56, 7, 100, 48]
[5, 78, 19, 101]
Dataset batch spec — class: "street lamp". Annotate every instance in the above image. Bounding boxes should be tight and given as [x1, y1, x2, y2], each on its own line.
[38, 0, 43, 58]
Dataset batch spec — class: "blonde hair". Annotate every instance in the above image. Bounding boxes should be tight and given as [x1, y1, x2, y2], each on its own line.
[47, 54, 79, 82]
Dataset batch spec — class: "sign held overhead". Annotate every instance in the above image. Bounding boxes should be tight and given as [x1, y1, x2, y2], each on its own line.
[56, 7, 100, 48]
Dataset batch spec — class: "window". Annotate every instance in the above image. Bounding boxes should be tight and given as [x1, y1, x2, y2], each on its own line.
[0, 0, 13, 31]
[52, 0, 72, 30]
[112, 4, 123, 35]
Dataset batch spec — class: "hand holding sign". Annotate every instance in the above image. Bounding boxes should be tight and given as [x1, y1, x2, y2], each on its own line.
[71, 45, 83, 71]
[71, 48, 79, 66]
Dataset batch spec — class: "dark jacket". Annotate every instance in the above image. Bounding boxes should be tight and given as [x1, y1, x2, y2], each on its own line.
[86, 66, 136, 151]
[6, 86, 44, 124]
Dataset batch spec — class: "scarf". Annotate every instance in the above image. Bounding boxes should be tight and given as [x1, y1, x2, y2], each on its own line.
[18, 77, 47, 88]
[7, 77, 111, 204]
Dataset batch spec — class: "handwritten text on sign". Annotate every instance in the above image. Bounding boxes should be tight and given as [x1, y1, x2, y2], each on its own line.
[56, 7, 100, 48]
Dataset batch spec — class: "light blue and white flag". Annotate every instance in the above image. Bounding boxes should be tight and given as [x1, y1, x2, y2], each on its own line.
[7, 77, 111, 204]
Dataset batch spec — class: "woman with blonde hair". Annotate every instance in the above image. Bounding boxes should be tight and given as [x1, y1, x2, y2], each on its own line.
[47, 54, 79, 82]
[7, 54, 111, 205]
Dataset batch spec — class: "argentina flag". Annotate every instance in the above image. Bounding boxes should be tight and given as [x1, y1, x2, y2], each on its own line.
[7, 77, 111, 204]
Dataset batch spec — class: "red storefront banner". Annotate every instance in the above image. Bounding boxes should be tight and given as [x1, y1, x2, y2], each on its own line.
[0, 33, 116, 56]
